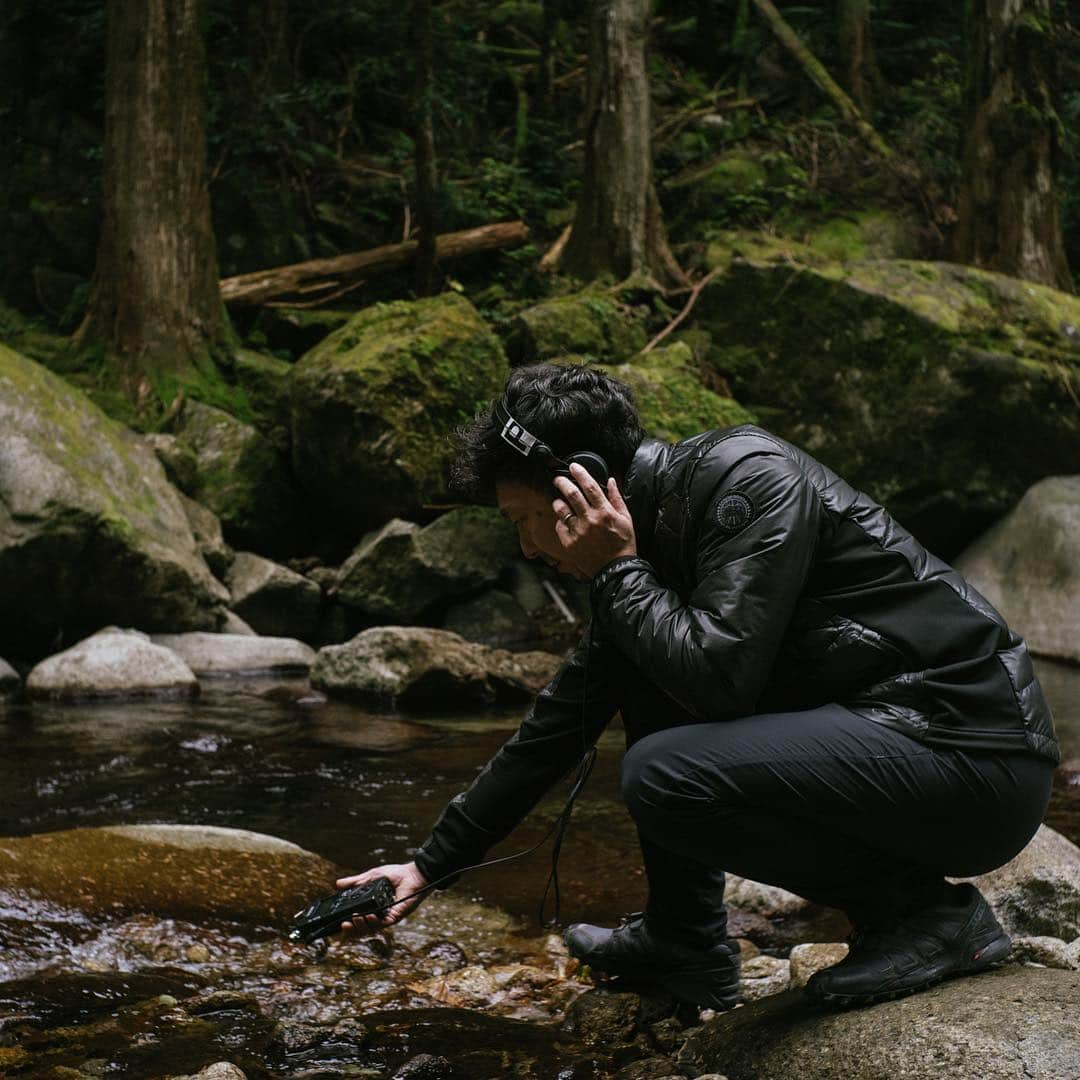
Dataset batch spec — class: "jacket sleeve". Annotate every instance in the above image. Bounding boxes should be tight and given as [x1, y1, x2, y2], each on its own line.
[589, 452, 821, 721]
[412, 626, 619, 886]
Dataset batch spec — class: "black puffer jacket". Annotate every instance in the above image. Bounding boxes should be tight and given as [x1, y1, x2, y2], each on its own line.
[414, 426, 1058, 885]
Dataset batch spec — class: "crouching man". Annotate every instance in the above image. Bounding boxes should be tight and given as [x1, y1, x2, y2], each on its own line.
[336, 362, 1057, 1010]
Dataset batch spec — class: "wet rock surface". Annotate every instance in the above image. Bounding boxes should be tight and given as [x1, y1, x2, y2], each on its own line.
[677, 966, 1080, 1080]
[26, 628, 199, 701]
[311, 626, 561, 708]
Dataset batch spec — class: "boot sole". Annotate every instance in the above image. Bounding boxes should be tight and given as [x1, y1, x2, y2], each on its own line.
[806, 932, 1013, 1009]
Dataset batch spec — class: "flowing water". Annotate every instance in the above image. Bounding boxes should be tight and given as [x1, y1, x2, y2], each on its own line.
[0, 658, 1076, 1077]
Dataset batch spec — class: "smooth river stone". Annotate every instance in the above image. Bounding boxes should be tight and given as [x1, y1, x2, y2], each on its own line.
[152, 631, 315, 675]
[26, 628, 198, 701]
[0, 824, 338, 924]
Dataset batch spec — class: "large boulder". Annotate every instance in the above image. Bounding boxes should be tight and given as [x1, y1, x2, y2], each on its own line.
[310, 626, 561, 709]
[443, 589, 539, 647]
[26, 628, 198, 701]
[504, 291, 648, 366]
[955, 476, 1080, 663]
[962, 824, 1080, 941]
[676, 966, 1080, 1080]
[0, 345, 227, 658]
[226, 553, 323, 641]
[173, 400, 303, 556]
[335, 508, 520, 621]
[291, 293, 509, 530]
[0, 824, 336, 923]
[698, 255, 1080, 549]
[599, 343, 756, 442]
[152, 632, 315, 676]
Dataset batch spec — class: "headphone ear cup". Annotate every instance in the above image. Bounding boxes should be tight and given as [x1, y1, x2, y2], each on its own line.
[561, 451, 611, 486]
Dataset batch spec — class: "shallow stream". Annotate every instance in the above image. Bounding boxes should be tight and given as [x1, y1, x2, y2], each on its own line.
[0, 658, 1076, 1077]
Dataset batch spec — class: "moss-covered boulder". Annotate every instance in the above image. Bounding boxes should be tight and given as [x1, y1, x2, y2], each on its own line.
[335, 508, 521, 621]
[0, 345, 228, 659]
[697, 256, 1080, 545]
[231, 348, 293, 450]
[596, 343, 756, 442]
[174, 400, 303, 556]
[504, 292, 648, 366]
[291, 293, 508, 530]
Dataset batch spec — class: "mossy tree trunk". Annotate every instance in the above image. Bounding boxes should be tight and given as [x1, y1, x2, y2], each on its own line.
[413, 0, 439, 296]
[561, 0, 686, 287]
[75, 0, 232, 410]
[537, 0, 559, 115]
[954, 0, 1072, 290]
[835, 0, 883, 114]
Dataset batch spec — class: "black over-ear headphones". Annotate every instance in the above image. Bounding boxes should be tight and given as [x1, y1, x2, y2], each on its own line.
[493, 398, 611, 486]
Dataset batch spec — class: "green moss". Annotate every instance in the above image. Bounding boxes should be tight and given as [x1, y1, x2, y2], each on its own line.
[504, 290, 648, 364]
[292, 292, 509, 526]
[596, 343, 756, 442]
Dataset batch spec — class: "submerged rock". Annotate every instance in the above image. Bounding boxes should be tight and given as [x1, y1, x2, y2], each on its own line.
[335, 508, 520, 621]
[0, 344, 227, 659]
[955, 475, 1080, 663]
[173, 399, 303, 557]
[0, 824, 337, 924]
[311, 626, 561, 708]
[291, 292, 508, 530]
[962, 824, 1080, 941]
[676, 966, 1080, 1080]
[226, 552, 322, 640]
[152, 632, 315, 675]
[26, 628, 199, 701]
[698, 256, 1080, 547]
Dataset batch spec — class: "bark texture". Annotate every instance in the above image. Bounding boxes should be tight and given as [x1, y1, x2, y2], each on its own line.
[954, 0, 1071, 290]
[836, 0, 882, 113]
[413, 0, 439, 296]
[561, 0, 685, 286]
[76, 0, 231, 402]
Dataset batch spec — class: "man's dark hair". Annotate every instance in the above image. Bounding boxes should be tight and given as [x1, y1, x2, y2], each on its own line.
[451, 363, 644, 500]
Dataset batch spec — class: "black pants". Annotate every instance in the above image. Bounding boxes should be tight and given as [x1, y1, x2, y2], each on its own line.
[617, 678, 1054, 944]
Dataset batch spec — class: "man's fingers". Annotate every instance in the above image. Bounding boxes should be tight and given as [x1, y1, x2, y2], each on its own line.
[553, 475, 590, 514]
[607, 477, 628, 513]
[569, 462, 605, 507]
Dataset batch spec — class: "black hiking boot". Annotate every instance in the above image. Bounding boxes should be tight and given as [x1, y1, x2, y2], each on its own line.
[804, 882, 1012, 1008]
[564, 912, 741, 1011]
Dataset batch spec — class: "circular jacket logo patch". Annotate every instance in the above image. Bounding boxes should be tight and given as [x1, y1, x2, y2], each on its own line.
[714, 491, 755, 534]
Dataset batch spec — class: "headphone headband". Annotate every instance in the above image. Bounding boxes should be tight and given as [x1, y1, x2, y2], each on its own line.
[491, 397, 612, 486]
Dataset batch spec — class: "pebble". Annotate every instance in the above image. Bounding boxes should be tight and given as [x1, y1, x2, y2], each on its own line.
[788, 942, 849, 988]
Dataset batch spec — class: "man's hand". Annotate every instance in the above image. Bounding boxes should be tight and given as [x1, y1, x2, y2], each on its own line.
[552, 462, 637, 579]
[335, 861, 428, 937]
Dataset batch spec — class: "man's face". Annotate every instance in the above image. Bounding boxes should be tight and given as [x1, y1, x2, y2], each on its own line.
[496, 479, 586, 581]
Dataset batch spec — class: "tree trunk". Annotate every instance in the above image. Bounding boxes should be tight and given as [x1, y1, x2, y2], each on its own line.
[245, 0, 291, 98]
[75, 0, 231, 408]
[954, 0, 1071, 290]
[219, 221, 530, 306]
[752, 0, 891, 159]
[413, 0, 439, 296]
[696, 0, 720, 75]
[835, 0, 882, 114]
[561, 0, 686, 287]
[537, 0, 559, 115]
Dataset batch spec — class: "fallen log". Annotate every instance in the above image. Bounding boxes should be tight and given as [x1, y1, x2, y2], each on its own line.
[219, 220, 530, 306]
